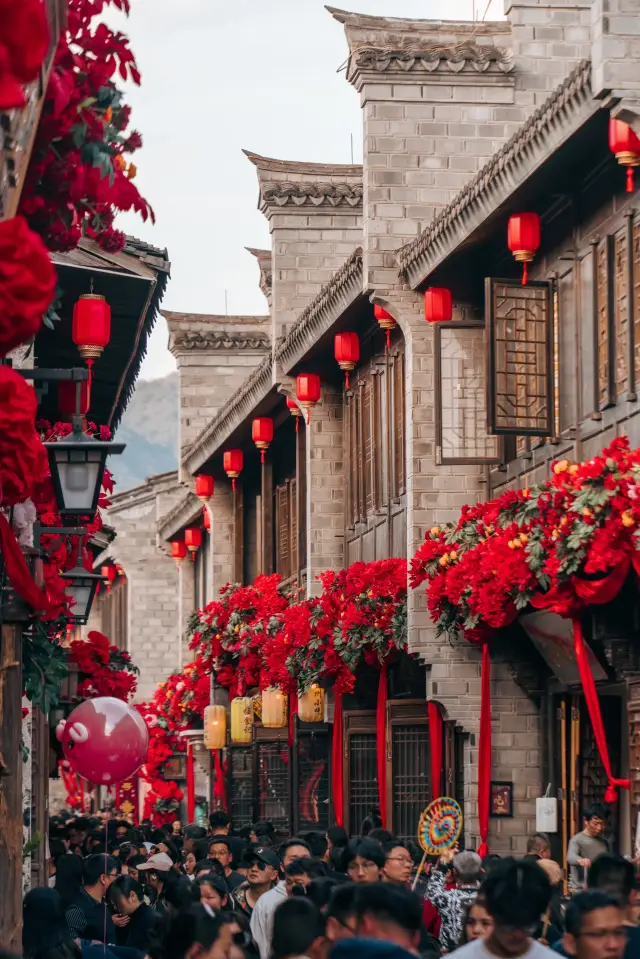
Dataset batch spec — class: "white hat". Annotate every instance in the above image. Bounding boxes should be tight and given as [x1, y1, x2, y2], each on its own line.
[137, 852, 173, 873]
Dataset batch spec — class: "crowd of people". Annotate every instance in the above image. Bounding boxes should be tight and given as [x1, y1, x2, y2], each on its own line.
[18, 803, 639, 959]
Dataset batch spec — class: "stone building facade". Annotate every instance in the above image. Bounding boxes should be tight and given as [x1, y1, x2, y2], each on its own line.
[96, 0, 640, 853]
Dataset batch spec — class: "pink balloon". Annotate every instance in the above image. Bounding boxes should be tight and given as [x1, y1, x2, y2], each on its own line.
[56, 697, 149, 785]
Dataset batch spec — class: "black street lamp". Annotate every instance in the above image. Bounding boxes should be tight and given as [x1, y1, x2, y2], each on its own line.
[45, 418, 124, 520]
[63, 561, 104, 625]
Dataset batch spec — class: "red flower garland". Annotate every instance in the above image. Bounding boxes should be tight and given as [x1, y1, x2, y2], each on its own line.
[68, 630, 138, 701]
[0, 0, 50, 110]
[0, 216, 56, 356]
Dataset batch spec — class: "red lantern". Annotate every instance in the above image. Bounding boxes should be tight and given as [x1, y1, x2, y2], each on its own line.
[424, 288, 453, 324]
[223, 449, 243, 491]
[374, 304, 397, 349]
[72, 294, 111, 363]
[252, 417, 274, 463]
[57, 379, 91, 420]
[507, 213, 540, 286]
[195, 474, 214, 503]
[101, 564, 117, 594]
[296, 374, 321, 424]
[609, 119, 640, 194]
[286, 396, 303, 433]
[203, 507, 211, 531]
[334, 333, 360, 389]
[171, 540, 187, 568]
[184, 526, 202, 561]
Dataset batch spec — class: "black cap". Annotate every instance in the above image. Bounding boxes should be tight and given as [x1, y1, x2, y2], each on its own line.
[247, 846, 281, 870]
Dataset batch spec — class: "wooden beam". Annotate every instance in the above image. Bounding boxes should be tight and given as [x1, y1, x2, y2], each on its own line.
[0, 624, 23, 951]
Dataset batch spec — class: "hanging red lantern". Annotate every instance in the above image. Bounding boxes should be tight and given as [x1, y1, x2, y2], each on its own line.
[286, 396, 303, 433]
[424, 288, 453, 324]
[252, 417, 274, 463]
[101, 564, 117, 594]
[374, 304, 397, 349]
[203, 507, 211, 531]
[223, 449, 243, 491]
[184, 527, 202, 561]
[171, 540, 187, 568]
[72, 294, 111, 363]
[57, 379, 91, 419]
[195, 474, 214, 503]
[296, 374, 321, 424]
[334, 333, 360, 389]
[507, 213, 540, 286]
[609, 119, 640, 194]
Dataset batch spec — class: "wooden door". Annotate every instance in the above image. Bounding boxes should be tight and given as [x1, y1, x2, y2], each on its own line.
[387, 701, 430, 841]
[343, 711, 377, 836]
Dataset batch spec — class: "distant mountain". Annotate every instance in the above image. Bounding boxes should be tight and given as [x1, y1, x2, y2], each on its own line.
[109, 373, 179, 491]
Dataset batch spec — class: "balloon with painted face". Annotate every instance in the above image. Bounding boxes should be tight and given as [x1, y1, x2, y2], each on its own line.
[56, 697, 149, 785]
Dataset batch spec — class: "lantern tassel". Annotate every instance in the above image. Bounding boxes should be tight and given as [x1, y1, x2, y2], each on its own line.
[385, 328, 391, 350]
[306, 410, 310, 425]
[522, 262, 528, 286]
[232, 477, 236, 492]
[261, 449, 266, 464]
[627, 165, 634, 194]
[345, 370, 350, 390]
[295, 416, 299, 433]
[191, 552, 196, 563]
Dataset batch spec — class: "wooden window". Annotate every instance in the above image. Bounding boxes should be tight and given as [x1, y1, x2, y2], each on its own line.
[343, 711, 377, 836]
[257, 738, 290, 831]
[613, 227, 630, 398]
[275, 483, 290, 581]
[633, 219, 640, 388]
[578, 250, 596, 418]
[435, 323, 501, 464]
[295, 728, 330, 833]
[229, 746, 254, 828]
[289, 479, 297, 579]
[387, 701, 430, 841]
[485, 278, 554, 436]
[362, 379, 374, 514]
[392, 351, 405, 496]
[557, 269, 577, 433]
[596, 236, 614, 409]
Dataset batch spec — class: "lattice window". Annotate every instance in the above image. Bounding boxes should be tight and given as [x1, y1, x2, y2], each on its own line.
[348, 732, 378, 834]
[614, 228, 629, 398]
[257, 741, 290, 830]
[486, 278, 553, 436]
[435, 325, 500, 464]
[596, 237, 614, 409]
[633, 221, 640, 388]
[298, 732, 330, 831]
[290, 479, 297, 579]
[275, 483, 290, 580]
[229, 747, 253, 828]
[392, 351, 406, 495]
[391, 724, 430, 841]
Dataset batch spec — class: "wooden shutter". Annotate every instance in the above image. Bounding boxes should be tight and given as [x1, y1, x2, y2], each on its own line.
[393, 351, 405, 494]
[356, 384, 365, 521]
[290, 479, 298, 583]
[614, 227, 630, 399]
[634, 219, 640, 388]
[388, 701, 430, 840]
[362, 379, 374, 514]
[351, 390, 360, 525]
[596, 237, 614, 410]
[275, 484, 290, 580]
[372, 371, 382, 510]
[628, 681, 640, 844]
[343, 711, 377, 836]
[485, 277, 554, 436]
[345, 392, 353, 527]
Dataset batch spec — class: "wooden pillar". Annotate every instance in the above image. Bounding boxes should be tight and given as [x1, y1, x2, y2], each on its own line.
[233, 482, 244, 585]
[261, 458, 273, 576]
[0, 623, 23, 950]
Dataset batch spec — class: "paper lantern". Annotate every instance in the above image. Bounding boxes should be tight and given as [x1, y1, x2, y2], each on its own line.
[286, 396, 303, 433]
[72, 294, 111, 362]
[184, 527, 202, 561]
[296, 374, 321, 424]
[262, 688, 288, 728]
[223, 449, 243, 491]
[507, 213, 540, 286]
[171, 540, 187, 568]
[334, 333, 360, 389]
[609, 119, 640, 194]
[101, 564, 117, 594]
[203, 507, 211, 531]
[252, 417, 274, 463]
[424, 288, 453, 324]
[374, 304, 397, 349]
[203, 704, 227, 750]
[56, 697, 148, 784]
[231, 697, 254, 744]
[195, 474, 214, 503]
[57, 379, 91, 419]
[298, 685, 325, 723]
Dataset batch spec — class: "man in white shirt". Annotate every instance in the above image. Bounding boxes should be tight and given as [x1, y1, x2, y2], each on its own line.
[250, 839, 310, 959]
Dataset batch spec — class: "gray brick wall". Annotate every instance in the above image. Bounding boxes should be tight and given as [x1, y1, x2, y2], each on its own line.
[305, 386, 345, 595]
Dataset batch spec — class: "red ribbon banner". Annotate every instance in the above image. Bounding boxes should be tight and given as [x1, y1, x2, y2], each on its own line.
[332, 691, 344, 827]
[427, 701, 444, 800]
[477, 643, 491, 858]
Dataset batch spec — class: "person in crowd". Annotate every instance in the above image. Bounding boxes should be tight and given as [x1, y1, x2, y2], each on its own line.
[172, 821, 183, 838]
[148, 904, 244, 959]
[163, 876, 198, 915]
[326, 884, 359, 945]
[481, 855, 503, 877]
[234, 848, 280, 917]
[299, 831, 330, 863]
[195, 858, 226, 879]
[23, 888, 81, 959]
[527, 836, 553, 861]
[453, 857, 552, 959]
[183, 824, 208, 857]
[562, 890, 627, 959]
[361, 810, 383, 837]
[342, 883, 431, 958]
[284, 858, 326, 896]
[136, 851, 174, 916]
[568, 804, 609, 892]
[382, 840, 414, 887]
[271, 898, 326, 959]
[107, 875, 155, 951]
[327, 826, 348, 857]
[368, 829, 395, 846]
[65, 819, 89, 854]
[65, 853, 118, 943]
[194, 874, 231, 912]
[249, 839, 312, 959]
[208, 837, 245, 891]
[185, 851, 197, 879]
[54, 854, 84, 909]
[458, 897, 494, 946]
[124, 854, 148, 885]
[210, 812, 232, 837]
[341, 839, 385, 884]
[305, 878, 338, 911]
[535, 860, 565, 947]
[425, 847, 482, 952]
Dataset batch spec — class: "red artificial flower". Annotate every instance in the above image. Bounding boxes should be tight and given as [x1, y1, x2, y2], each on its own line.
[0, 216, 56, 356]
[0, 367, 48, 507]
[0, 0, 49, 109]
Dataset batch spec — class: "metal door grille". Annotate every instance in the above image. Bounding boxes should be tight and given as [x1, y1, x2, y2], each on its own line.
[298, 733, 329, 830]
[348, 733, 377, 834]
[257, 742, 290, 830]
[229, 747, 253, 829]
[392, 724, 430, 841]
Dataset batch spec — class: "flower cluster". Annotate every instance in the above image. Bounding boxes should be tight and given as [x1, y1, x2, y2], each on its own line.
[410, 438, 640, 636]
[68, 630, 138, 701]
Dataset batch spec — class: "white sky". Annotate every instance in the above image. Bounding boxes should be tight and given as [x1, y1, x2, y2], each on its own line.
[112, 0, 501, 380]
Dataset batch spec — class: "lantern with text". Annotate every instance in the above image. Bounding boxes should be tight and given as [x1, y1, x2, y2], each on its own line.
[252, 417, 274, 463]
[231, 697, 254, 744]
[58, 380, 91, 420]
[203, 508, 211, 531]
[609, 119, 640, 193]
[203, 704, 227, 750]
[424, 288, 453, 324]
[296, 374, 321, 424]
[374, 304, 397, 349]
[262, 688, 288, 728]
[298, 685, 325, 723]
[184, 527, 202, 561]
[195, 474, 214, 503]
[171, 540, 187, 568]
[286, 396, 303, 432]
[72, 294, 111, 364]
[507, 213, 540, 286]
[223, 449, 243, 491]
[334, 332, 360, 389]
[101, 564, 117, 594]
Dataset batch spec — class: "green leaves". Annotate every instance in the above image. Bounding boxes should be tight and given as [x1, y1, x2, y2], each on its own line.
[23, 630, 69, 714]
